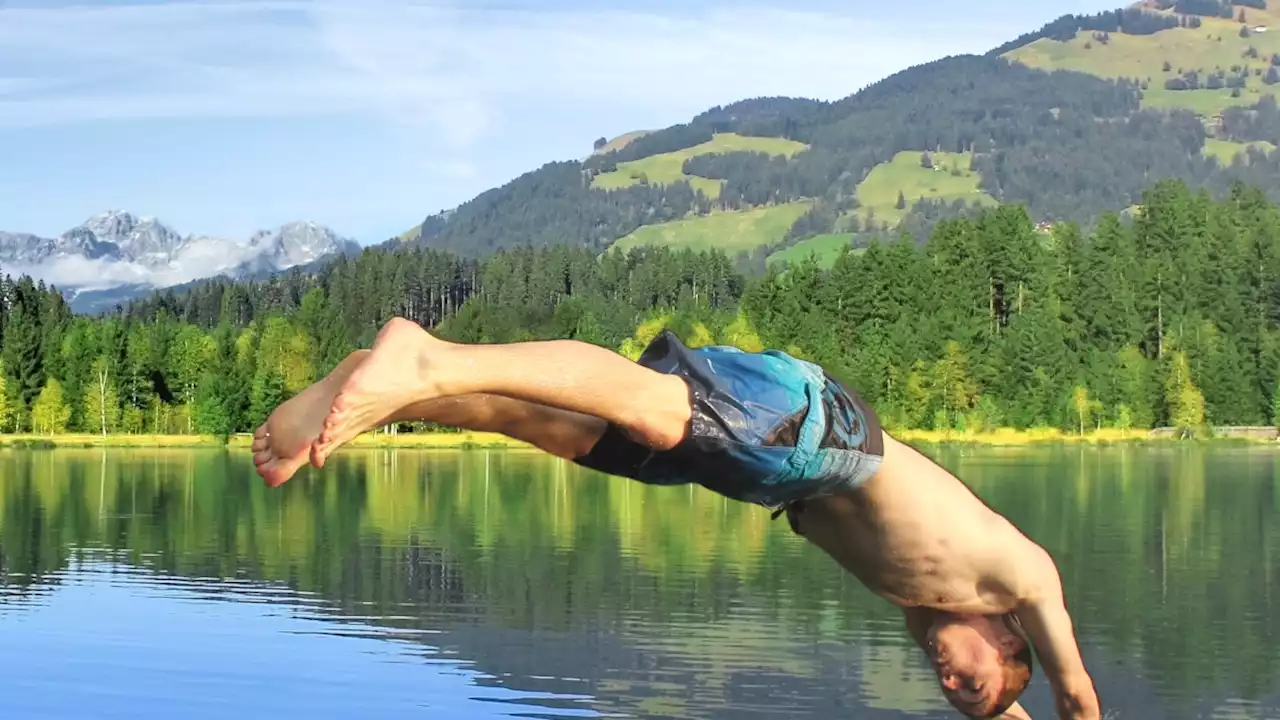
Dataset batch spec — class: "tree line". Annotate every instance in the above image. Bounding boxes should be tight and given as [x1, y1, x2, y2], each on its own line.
[2, 178, 1277, 437]
[988, 7, 1181, 57]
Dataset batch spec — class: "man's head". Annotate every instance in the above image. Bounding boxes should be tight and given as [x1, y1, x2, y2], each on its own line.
[926, 613, 1033, 717]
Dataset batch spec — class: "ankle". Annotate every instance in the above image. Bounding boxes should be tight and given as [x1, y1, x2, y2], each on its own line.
[410, 335, 458, 398]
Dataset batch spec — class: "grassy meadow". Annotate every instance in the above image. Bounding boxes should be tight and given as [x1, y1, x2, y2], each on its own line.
[854, 151, 996, 228]
[767, 234, 860, 269]
[592, 132, 809, 201]
[1006, 5, 1280, 116]
[610, 201, 813, 254]
[1202, 137, 1276, 163]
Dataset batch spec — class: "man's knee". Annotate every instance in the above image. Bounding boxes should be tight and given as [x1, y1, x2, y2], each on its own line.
[618, 374, 691, 451]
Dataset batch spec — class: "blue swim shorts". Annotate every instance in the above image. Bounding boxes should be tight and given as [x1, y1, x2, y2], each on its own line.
[572, 331, 884, 511]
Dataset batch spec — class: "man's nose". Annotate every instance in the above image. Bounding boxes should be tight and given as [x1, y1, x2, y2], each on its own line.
[940, 673, 960, 691]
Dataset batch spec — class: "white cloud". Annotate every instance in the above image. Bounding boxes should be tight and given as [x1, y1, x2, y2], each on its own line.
[8, 256, 152, 292]
[0, 0, 1024, 149]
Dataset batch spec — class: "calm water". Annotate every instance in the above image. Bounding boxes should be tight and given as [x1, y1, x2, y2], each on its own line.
[0, 444, 1278, 719]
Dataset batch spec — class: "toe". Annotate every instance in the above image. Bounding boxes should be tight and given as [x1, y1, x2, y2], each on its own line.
[331, 391, 354, 413]
[253, 450, 271, 467]
[261, 465, 283, 487]
[251, 435, 266, 453]
[310, 441, 327, 469]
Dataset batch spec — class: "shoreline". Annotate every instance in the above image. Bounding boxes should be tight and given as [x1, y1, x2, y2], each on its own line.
[0, 431, 537, 450]
[0, 427, 1275, 449]
[895, 427, 1278, 446]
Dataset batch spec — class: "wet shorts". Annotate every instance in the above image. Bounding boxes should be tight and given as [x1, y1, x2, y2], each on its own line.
[572, 331, 884, 511]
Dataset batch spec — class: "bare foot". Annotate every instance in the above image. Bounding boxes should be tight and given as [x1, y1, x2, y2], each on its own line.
[310, 318, 449, 468]
[252, 350, 369, 487]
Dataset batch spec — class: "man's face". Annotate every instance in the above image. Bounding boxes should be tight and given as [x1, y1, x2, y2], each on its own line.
[926, 617, 1014, 716]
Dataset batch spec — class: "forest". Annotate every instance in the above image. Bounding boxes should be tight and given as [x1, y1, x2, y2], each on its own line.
[2, 178, 1277, 439]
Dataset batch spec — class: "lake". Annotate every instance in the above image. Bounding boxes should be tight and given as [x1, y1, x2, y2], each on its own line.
[0, 444, 1277, 719]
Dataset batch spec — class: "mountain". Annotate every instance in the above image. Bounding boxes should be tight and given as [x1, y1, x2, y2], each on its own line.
[383, 0, 1280, 273]
[0, 211, 361, 313]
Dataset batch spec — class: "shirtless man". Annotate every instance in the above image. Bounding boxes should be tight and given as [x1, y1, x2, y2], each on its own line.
[251, 317, 1101, 719]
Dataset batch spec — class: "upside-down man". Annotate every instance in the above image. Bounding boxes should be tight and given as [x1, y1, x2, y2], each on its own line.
[251, 317, 1101, 719]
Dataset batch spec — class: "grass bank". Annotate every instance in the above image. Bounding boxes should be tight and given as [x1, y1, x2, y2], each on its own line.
[2, 427, 1274, 451]
[0, 431, 535, 450]
[895, 427, 1277, 446]
[0, 433, 229, 449]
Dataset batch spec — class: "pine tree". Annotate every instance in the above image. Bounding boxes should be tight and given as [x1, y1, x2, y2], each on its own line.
[1, 303, 42, 431]
[247, 368, 286, 428]
[1272, 378, 1280, 428]
[193, 374, 232, 437]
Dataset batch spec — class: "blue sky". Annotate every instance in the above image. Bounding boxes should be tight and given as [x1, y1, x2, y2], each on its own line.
[0, 0, 1122, 245]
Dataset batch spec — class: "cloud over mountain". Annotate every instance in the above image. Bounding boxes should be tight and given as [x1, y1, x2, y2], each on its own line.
[0, 210, 359, 293]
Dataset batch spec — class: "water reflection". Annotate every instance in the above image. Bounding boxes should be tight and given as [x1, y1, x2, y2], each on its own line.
[0, 556, 603, 719]
[0, 444, 1277, 718]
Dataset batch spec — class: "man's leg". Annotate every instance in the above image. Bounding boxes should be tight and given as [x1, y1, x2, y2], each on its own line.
[362, 393, 606, 461]
[311, 317, 692, 467]
[253, 349, 610, 487]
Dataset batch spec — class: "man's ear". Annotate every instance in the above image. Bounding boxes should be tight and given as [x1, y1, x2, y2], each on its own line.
[998, 631, 1027, 658]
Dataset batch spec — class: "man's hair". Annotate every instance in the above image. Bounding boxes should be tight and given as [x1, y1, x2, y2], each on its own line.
[981, 644, 1034, 718]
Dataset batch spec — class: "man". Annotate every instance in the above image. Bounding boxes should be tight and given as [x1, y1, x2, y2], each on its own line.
[251, 317, 1101, 719]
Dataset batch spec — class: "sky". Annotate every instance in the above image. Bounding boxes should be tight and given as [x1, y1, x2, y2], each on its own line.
[0, 0, 1124, 245]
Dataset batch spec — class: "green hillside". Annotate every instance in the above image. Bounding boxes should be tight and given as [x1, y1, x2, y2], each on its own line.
[594, 130, 650, 155]
[611, 202, 812, 254]
[1203, 136, 1277, 161]
[854, 151, 997, 228]
[592, 132, 808, 200]
[1006, 4, 1280, 116]
[399, 5, 1280, 264]
[767, 234, 858, 269]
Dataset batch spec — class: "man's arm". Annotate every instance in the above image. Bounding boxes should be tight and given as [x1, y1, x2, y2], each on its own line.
[1013, 549, 1101, 720]
[899, 608, 1034, 720]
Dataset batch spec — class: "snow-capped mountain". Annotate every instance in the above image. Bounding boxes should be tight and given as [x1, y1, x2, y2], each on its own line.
[0, 211, 361, 311]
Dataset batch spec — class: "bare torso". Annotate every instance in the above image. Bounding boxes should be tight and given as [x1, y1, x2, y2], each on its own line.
[792, 433, 1033, 615]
